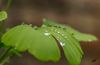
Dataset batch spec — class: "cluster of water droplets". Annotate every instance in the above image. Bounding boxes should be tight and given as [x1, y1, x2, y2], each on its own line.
[55, 29, 67, 47]
[59, 41, 65, 47]
[44, 32, 50, 36]
[44, 30, 51, 39]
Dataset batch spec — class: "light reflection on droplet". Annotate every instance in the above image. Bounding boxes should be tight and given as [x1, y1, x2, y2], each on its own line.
[44, 33, 50, 36]
[60, 42, 65, 47]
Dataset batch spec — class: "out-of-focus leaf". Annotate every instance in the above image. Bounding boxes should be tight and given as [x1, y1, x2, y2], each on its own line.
[1, 24, 60, 62]
[0, 11, 7, 21]
[43, 18, 59, 27]
[40, 26, 83, 65]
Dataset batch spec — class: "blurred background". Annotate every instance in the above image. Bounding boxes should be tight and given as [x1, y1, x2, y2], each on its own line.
[0, 0, 100, 65]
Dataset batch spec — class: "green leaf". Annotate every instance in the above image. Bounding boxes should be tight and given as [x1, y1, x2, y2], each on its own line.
[1, 24, 60, 62]
[43, 19, 97, 42]
[40, 26, 83, 65]
[1, 19, 97, 65]
[0, 11, 7, 21]
[64, 26, 97, 42]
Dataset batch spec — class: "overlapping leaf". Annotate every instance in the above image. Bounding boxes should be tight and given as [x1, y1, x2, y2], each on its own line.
[64, 26, 97, 42]
[43, 19, 97, 42]
[0, 11, 7, 21]
[1, 24, 60, 62]
[39, 26, 83, 65]
[1, 19, 97, 65]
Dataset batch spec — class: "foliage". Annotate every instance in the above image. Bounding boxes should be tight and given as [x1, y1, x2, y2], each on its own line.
[0, 11, 7, 22]
[1, 19, 97, 65]
[0, 0, 97, 65]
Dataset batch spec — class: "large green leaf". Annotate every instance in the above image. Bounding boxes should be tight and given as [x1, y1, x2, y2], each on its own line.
[0, 11, 7, 21]
[1, 24, 60, 62]
[43, 19, 97, 42]
[1, 19, 97, 65]
[40, 26, 83, 65]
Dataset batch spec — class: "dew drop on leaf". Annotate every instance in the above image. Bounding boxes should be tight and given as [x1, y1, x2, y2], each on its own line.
[44, 33, 50, 36]
[60, 42, 65, 47]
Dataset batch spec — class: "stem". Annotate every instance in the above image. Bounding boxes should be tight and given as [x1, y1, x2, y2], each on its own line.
[0, 47, 11, 60]
[0, 0, 13, 33]
[0, 0, 13, 65]
[0, 56, 10, 65]
[5, 0, 13, 11]
[0, 47, 12, 65]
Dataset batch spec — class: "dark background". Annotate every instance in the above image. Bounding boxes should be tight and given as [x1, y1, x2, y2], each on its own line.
[0, 0, 100, 65]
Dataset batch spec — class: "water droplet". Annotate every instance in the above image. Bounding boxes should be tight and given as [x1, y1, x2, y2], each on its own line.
[60, 42, 65, 47]
[44, 33, 50, 36]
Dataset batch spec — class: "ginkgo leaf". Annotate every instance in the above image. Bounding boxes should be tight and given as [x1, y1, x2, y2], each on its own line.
[0, 11, 7, 21]
[39, 26, 83, 65]
[1, 24, 61, 62]
[43, 19, 97, 42]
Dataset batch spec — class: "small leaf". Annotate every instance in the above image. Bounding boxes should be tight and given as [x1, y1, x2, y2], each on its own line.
[73, 33, 97, 42]
[64, 26, 97, 42]
[1, 24, 60, 62]
[0, 11, 7, 21]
